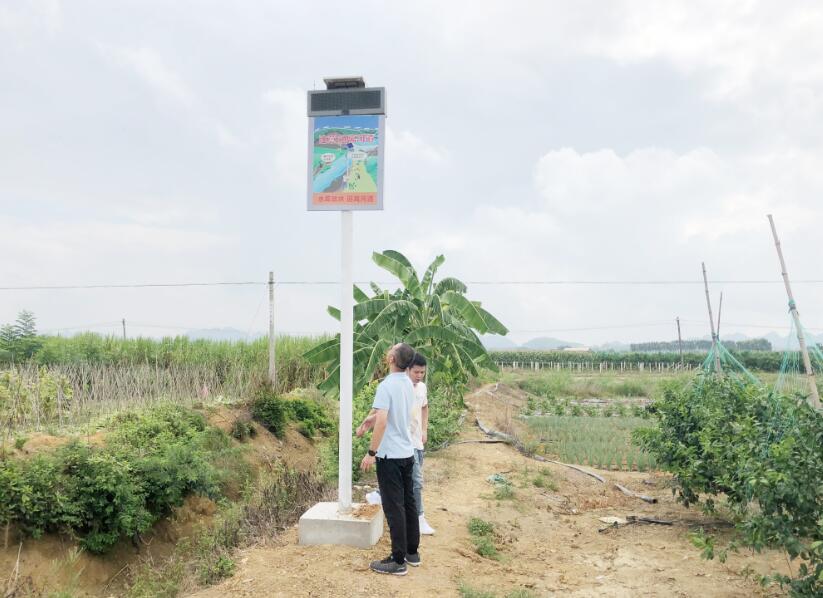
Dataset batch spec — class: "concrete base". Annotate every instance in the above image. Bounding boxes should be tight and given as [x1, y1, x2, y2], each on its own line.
[298, 502, 384, 548]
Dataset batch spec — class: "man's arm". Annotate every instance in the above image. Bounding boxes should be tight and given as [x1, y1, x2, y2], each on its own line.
[421, 404, 429, 446]
[355, 408, 378, 437]
[360, 409, 388, 472]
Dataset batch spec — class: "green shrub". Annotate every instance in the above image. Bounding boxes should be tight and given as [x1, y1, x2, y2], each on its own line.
[230, 418, 256, 441]
[0, 404, 243, 554]
[468, 517, 494, 536]
[282, 398, 333, 438]
[252, 389, 286, 438]
[635, 378, 823, 596]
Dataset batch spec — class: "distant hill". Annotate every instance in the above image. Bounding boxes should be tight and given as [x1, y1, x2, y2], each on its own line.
[521, 337, 583, 350]
[480, 335, 519, 350]
[186, 328, 258, 341]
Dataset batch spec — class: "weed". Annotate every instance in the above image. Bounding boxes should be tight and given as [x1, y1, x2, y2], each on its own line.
[468, 517, 494, 536]
[251, 388, 286, 438]
[230, 417, 256, 441]
[13, 435, 27, 450]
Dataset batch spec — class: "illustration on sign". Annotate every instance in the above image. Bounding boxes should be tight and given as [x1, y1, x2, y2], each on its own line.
[308, 115, 382, 209]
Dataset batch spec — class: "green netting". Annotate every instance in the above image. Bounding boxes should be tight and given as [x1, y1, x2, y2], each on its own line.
[700, 340, 762, 386]
[775, 317, 823, 399]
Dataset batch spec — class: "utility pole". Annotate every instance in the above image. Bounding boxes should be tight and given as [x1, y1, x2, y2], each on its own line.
[676, 317, 684, 366]
[122, 318, 126, 340]
[268, 271, 276, 388]
[702, 263, 722, 374]
[767, 214, 821, 409]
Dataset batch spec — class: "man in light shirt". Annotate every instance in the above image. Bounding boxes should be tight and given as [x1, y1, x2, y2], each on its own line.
[408, 353, 435, 535]
[358, 343, 420, 575]
[357, 353, 436, 538]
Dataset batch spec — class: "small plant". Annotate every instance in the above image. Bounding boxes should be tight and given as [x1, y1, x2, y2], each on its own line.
[468, 517, 494, 536]
[230, 417, 256, 441]
[197, 553, 235, 585]
[251, 388, 286, 438]
[494, 483, 515, 500]
[570, 404, 582, 416]
[14, 435, 27, 450]
[532, 469, 558, 491]
[458, 584, 497, 598]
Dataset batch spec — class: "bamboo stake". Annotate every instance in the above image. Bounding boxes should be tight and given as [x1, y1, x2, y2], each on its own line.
[767, 214, 821, 409]
[702, 263, 722, 374]
[676, 317, 684, 366]
[716, 292, 723, 339]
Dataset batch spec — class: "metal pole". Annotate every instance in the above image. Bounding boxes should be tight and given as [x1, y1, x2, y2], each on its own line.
[268, 271, 276, 388]
[676, 317, 684, 366]
[702, 263, 722, 374]
[767, 214, 821, 408]
[122, 318, 126, 340]
[338, 211, 354, 513]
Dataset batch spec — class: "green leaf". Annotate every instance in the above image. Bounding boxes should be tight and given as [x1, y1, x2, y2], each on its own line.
[327, 306, 341, 321]
[353, 285, 369, 303]
[363, 300, 419, 336]
[434, 277, 467, 295]
[353, 299, 390, 321]
[372, 251, 420, 296]
[442, 291, 489, 334]
[405, 325, 464, 346]
[477, 306, 509, 335]
[421, 255, 445, 295]
[303, 337, 340, 363]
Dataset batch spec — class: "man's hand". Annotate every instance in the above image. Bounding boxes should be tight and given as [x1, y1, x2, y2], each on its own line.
[360, 453, 376, 472]
[422, 430, 428, 446]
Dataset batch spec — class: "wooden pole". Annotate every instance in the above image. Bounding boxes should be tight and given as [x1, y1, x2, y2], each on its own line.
[676, 317, 684, 366]
[716, 292, 723, 339]
[767, 214, 821, 409]
[268, 272, 276, 388]
[702, 263, 722, 373]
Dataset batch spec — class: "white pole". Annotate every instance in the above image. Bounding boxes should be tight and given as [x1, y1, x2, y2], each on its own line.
[338, 211, 354, 513]
[767, 214, 821, 409]
[268, 271, 276, 388]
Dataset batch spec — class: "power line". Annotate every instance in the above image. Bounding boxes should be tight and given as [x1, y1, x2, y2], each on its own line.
[6, 278, 823, 291]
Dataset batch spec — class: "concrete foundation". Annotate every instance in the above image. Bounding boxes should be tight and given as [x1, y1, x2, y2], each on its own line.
[298, 502, 384, 549]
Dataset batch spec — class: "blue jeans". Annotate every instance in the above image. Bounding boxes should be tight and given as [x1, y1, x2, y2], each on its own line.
[412, 448, 424, 516]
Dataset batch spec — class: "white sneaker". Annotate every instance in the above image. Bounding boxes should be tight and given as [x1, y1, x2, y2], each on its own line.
[419, 514, 435, 535]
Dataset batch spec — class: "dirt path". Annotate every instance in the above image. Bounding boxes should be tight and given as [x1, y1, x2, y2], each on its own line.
[189, 385, 785, 598]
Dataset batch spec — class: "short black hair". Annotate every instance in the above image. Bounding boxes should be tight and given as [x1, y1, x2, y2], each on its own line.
[394, 343, 416, 370]
[411, 353, 427, 368]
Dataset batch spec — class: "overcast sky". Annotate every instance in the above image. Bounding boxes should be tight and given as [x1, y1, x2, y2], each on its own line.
[2, 0, 823, 346]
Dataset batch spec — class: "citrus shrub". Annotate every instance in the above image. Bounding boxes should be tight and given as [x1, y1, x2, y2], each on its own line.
[634, 378, 823, 596]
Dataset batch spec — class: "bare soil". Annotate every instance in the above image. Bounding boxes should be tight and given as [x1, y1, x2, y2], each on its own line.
[189, 384, 786, 598]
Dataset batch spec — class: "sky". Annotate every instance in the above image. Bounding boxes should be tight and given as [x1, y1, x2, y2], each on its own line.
[2, 0, 823, 347]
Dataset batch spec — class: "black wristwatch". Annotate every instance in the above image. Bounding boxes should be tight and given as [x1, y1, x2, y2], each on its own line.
[368, 449, 377, 457]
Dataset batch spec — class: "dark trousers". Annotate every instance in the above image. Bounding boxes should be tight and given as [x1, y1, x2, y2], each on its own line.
[376, 456, 419, 564]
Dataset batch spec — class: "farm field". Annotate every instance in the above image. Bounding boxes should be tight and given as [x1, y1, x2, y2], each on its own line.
[0, 338, 816, 597]
[190, 382, 785, 598]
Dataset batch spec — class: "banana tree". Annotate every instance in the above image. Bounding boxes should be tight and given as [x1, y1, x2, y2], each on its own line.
[304, 250, 508, 395]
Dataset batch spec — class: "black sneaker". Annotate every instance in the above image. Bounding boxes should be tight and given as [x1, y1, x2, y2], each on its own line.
[405, 553, 421, 567]
[369, 557, 407, 576]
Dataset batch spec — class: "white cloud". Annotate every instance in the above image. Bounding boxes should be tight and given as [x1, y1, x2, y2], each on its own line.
[386, 128, 449, 165]
[262, 88, 307, 191]
[0, 0, 61, 39]
[112, 46, 195, 108]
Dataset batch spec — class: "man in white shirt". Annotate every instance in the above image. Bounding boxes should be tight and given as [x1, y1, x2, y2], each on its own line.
[408, 353, 435, 535]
